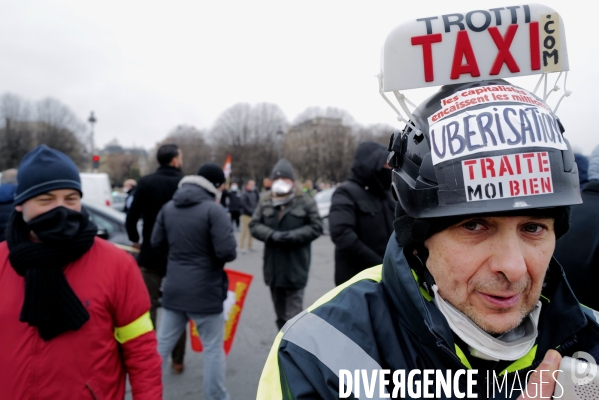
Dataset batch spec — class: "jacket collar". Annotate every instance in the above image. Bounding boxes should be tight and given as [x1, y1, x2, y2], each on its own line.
[178, 175, 219, 197]
[382, 234, 588, 358]
[156, 165, 183, 176]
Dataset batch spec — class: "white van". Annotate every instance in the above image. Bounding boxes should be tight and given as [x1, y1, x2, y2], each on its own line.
[80, 173, 112, 208]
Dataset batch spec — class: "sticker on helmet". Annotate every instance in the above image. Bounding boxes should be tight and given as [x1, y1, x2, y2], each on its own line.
[430, 104, 567, 165]
[462, 151, 552, 202]
[428, 85, 549, 125]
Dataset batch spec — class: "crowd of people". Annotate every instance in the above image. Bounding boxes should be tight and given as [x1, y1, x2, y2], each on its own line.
[2, 91, 599, 400]
[0, 126, 599, 399]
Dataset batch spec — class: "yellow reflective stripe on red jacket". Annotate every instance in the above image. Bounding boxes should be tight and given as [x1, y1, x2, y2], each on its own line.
[114, 311, 153, 344]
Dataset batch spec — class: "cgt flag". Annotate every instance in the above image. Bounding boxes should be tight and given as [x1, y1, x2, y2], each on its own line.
[189, 269, 253, 355]
[222, 154, 232, 179]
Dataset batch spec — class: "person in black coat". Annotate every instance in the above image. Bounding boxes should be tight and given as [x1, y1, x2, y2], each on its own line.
[329, 141, 395, 286]
[228, 183, 242, 230]
[554, 146, 599, 309]
[125, 143, 186, 372]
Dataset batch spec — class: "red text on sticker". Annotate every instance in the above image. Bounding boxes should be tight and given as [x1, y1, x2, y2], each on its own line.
[461, 152, 552, 202]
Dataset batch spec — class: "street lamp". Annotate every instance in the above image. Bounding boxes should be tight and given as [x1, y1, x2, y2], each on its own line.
[88, 111, 97, 172]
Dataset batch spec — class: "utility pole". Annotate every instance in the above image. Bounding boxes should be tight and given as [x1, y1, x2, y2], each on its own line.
[88, 111, 97, 172]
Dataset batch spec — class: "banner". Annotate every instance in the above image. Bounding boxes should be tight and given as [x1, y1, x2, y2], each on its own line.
[189, 268, 253, 355]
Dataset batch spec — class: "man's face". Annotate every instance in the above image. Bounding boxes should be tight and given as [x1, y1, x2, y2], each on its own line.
[247, 180, 256, 191]
[16, 189, 82, 222]
[425, 215, 555, 335]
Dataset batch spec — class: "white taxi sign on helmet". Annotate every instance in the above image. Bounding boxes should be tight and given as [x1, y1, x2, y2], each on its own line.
[381, 4, 568, 92]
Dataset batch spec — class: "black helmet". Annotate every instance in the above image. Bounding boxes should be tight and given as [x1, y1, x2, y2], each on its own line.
[388, 79, 581, 218]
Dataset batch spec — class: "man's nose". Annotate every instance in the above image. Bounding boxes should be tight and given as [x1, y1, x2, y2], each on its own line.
[487, 233, 528, 283]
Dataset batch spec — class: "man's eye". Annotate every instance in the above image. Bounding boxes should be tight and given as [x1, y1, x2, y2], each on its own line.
[462, 221, 483, 231]
[523, 224, 544, 233]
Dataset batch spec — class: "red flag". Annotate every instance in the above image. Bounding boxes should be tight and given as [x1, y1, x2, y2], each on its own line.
[222, 154, 232, 179]
[189, 268, 253, 355]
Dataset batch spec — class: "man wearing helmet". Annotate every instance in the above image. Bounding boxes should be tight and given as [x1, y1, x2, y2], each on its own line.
[256, 81, 599, 399]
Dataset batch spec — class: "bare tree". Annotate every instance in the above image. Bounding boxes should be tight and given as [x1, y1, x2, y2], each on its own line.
[0, 94, 35, 169]
[354, 123, 397, 146]
[34, 98, 87, 167]
[211, 102, 287, 182]
[100, 153, 140, 186]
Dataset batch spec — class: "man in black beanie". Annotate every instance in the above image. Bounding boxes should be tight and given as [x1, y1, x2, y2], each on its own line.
[258, 81, 599, 398]
[0, 145, 162, 399]
[250, 159, 323, 330]
[126, 143, 187, 372]
[152, 162, 236, 400]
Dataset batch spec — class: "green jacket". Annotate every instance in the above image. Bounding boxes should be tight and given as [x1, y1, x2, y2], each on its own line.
[250, 189, 322, 289]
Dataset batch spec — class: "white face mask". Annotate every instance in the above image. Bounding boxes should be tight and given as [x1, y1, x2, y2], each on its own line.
[272, 179, 294, 195]
[231, 185, 238, 192]
[432, 285, 541, 361]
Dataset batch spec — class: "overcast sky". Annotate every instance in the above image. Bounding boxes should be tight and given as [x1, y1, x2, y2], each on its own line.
[1, 0, 596, 153]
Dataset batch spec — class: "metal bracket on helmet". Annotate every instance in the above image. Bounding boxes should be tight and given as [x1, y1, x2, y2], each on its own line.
[377, 73, 422, 137]
[532, 71, 572, 114]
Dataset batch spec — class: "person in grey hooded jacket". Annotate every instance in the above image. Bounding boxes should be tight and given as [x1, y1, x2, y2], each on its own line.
[152, 163, 235, 400]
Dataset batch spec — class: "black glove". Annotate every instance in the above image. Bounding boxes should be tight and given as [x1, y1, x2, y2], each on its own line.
[270, 231, 292, 243]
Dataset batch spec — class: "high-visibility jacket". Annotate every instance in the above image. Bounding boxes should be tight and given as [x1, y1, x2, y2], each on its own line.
[0, 238, 162, 400]
[257, 233, 599, 399]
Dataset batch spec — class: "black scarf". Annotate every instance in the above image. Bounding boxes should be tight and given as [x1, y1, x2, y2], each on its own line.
[6, 209, 97, 341]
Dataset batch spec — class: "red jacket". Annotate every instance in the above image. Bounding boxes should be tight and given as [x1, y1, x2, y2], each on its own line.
[0, 238, 162, 400]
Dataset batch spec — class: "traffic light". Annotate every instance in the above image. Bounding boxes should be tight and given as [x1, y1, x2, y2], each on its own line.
[92, 155, 100, 169]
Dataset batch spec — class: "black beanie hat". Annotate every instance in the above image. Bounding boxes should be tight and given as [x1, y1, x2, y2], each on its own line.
[394, 203, 571, 250]
[271, 159, 295, 181]
[197, 163, 226, 188]
[15, 145, 82, 205]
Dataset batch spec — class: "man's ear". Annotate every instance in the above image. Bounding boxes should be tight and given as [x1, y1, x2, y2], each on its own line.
[15, 205, 22, 212]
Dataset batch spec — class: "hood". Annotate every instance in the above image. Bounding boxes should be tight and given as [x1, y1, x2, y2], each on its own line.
[173, 175, 219, 207]
[0, 183, 16, 204]
[348, 141, 389, 186]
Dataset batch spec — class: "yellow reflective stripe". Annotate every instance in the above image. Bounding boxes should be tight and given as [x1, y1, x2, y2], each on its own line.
[256, 266, 383, 399]
[257, 331, 285, 400]
[307, 265, 383, 312]
[454, 344, 472, 369]
[411, 269, 432, 302]
[499, 345, 538, 376]
[114, 311, 153, 344]
[540, 295, 550, 303]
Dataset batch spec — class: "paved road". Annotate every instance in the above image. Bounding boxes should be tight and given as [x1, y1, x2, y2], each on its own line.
[128, 232, 337, 400]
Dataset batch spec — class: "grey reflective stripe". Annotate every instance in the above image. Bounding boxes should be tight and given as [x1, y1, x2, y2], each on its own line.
[282, 311, 389, 399]
[581, 305, 599, 324]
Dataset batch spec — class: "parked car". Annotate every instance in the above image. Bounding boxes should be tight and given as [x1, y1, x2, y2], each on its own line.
[313, 187, 335, 235]
[111, 192, 127, 212]
[80, 173, 112, 208]
[82, 200, 139, 255]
